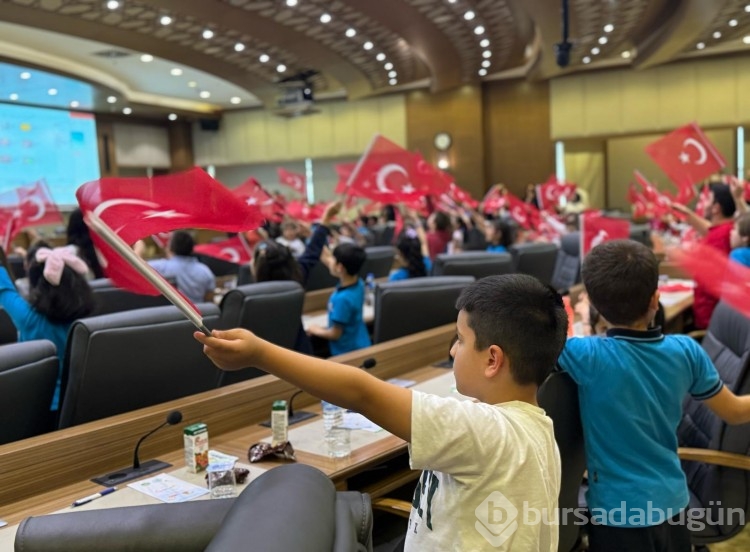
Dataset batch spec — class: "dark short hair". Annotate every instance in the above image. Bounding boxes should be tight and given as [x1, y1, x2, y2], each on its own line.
[488, 219, 514, 248]
[333, 243, 366, 276]
[169, 231, 195, 256]
[710, 183, 736, 218]
[581, 240, 658, 326]
[432, 211, 451, 232]
[253, 240, 303, 283]
[28, 261, 95, 324]
[396, 234, 427, 278]
[736, 212, 750, 239]
[455, 274, 568, 386]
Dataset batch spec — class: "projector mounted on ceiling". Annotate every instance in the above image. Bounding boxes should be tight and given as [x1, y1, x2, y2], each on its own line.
[273, 70, 321, 118]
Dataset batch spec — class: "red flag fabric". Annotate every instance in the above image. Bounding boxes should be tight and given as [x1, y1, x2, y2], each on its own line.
[580, 212, 631, 256]
[694, 184, 712, 218]
[670, 243, 750, 319]
[446, 182, 479, 209]
[504, 193, 541, 230]
[412, 154, 452, 197]
[14, 181, 64, 229]
[232, 178, 284, 223]
[277, 168, 306, 195]
[334, 163, 356, 195]
[645, 122, 726, 191]
[151, 232, 171, 250]
[482, 186, 507, 214]
[536, 176, 577, 211]
[76, 168, 263, 295]
[632, 171, 674, 218]
[285, 200, 326, 223]
[194, 236, 252, 265]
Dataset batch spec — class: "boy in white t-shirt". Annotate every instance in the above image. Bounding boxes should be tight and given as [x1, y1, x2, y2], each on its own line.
[194, 274, 568, 551]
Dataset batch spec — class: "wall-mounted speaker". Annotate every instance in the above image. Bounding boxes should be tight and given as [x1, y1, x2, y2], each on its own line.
[199, 118, 221, 131]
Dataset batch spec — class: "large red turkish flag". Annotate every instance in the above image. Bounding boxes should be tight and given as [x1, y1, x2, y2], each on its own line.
[580, 212, 631, 257]
[194, 236, 252, 265]
[277, 168, 306, 195]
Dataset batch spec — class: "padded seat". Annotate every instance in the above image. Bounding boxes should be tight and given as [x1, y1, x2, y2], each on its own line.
[89, 278, 171, 316]
[509, 242, 559, 285]
[0, 307, 18, 345]
[431, 252, 513, 279]
[359, 246, 396, 279]
[551, 231, 581, 293]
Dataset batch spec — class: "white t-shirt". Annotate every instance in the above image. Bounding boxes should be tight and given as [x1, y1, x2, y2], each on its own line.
[275, 236, 306, 258]
[406, 391, 561, 552]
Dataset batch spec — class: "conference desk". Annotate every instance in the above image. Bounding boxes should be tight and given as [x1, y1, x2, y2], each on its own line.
[0, 323, 456, 547]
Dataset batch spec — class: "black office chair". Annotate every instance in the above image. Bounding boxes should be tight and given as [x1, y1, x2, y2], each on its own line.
[0, 340, 58, 444]
[431, 252, 514, 279]
[58, 303, 222, 429]
[629, 223, 653, 248]
[372, 276, 474, 344]
[236, 264, 254, 286]
[677, 301, 750, 547]
[7, 253, 26, 280]
[305, 261, 339, 291]
[194, 253, 241, 277]
[551, 231, 581, 293]
[89, 278, 171, 316]
[509, 242, 559, 285]
[217, 281, 305, 386]
[0, 307, 18, 345]
[359, 246, 396, 279]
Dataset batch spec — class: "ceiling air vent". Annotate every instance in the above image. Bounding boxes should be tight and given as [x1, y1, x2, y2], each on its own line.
[92, 49, 132, 59]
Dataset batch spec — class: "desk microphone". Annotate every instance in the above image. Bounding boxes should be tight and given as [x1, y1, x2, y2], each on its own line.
[359, 358, 377, 370]
[91, 411, 183, 487]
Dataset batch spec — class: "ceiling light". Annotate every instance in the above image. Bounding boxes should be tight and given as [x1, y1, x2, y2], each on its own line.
[591, 47, 600, 55]
[188, 81, 197, 88]
[478, 68, 487, 76]
[9, 93, 18, 101]
[123, 107, 132, 115]
[364, 41, 373, 50]
[696, 42, 706, 50]
[376, 53, 386, 61]
[746, 4, 750, 12]
[230, 97, 241, 105]
[20, 72, 31, 80]
[47, 88, 58, 96]
[603, 24, 614, 33]
[743, 36, 750, 45]
[259, 54, 270, 63]
[70, 100, 80, 108]
[277, 64, 287, 72]
[107, 95, 117, 103]
[729, 19, 739, 27]
[346, 28, 357, 38]
[170, 68, 183, 76]
[713, 31, 722, 39]
[199, 91, 210, 99]
[286, 0, 298, 5]
[384, 62, 393, 70]
[474, 25, 485, 35]
[140, 54, 153, 63]
[202, 29, 214, 39]
[480, 38, 490, 48]
[168, 113, 177, 121]
[389, 78, 397, 85]
[464, 11, 475, 20]
[482, 50, 492, 58]
[388, 70, 397, 78]
[448, 0, 457, 3]
[106, 0, 120, 9]
[160, 15, 172, 25]
[437, 158, 450, 170]
[234, 43, 245, 52]
[582, 56, 591, 64]
[481, 59, 491, 68]
[598, 36, 608, 45]
[621, 50, 632, 59]
[320, 13, 331, 23]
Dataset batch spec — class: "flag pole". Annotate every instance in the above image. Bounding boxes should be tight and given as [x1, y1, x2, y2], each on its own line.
[85, 211, 211, 336]
[342, 133, 380, 198]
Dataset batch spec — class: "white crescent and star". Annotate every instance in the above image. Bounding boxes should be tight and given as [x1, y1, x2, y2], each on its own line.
[376, 164, 409, 194]
[679, 138, 708, 165]
[220, 247, 241, 263]
[93, 199, 188, 221]
[22, 195, 46, 221]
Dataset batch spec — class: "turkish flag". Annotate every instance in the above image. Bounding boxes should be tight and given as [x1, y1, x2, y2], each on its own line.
[151, 232, 171, 250]
[346, 135, 428, 203]
[285, 200, 326, 223]
[194, 236, 252, 265]
[277, 168, 306, 195]
[504, 193, 540, 230]
[536, 176, 577, 211]
[580, 212, 631, 256]
[411, 154, 451, 197]
[76, 167, 263, 295]
[482, 186, 507, 214]
[14, 181, 63, 230]
[446, 182, 479, 209]
[694, 184, 712, 218]
[233, 178, 284, 223]
[645, 122, 726, 192]
[334, 163, 356, 195]
[632, 170, 675, 218]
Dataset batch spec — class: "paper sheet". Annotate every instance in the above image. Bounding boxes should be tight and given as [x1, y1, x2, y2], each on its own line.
[128, 473, 209, 503]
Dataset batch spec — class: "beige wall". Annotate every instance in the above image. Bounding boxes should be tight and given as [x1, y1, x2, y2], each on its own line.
[564, 139, 606, 209]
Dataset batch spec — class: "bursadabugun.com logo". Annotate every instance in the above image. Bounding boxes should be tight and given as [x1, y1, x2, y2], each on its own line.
[475, 491, 745, 548]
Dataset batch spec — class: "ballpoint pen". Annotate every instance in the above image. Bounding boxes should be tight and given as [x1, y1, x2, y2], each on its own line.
[71, 486, 117, 507]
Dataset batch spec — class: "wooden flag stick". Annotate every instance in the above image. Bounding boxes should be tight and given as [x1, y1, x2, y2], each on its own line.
[85, 211, 211, 336]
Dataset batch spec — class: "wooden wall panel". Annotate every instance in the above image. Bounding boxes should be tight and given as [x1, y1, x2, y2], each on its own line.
[167, 121, 194, 172]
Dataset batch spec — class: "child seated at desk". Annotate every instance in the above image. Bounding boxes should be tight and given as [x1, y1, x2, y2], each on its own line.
[196, 274, 568, 551]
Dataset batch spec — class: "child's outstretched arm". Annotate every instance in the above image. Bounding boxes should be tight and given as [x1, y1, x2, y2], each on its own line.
[194, 329, 412, 441]
[704, 386, 750, 425]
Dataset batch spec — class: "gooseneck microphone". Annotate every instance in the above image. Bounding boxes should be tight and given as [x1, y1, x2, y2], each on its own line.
[91, 411, 183, 487]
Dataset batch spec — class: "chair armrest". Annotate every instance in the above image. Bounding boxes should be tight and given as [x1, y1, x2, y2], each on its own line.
[371, 498, 411, 519]
[687, 330, 706, 342]
[678, 447, 750, 470]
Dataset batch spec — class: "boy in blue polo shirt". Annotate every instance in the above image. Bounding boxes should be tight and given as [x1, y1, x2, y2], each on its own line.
[559, 240, 750, 552]
[307, 243, 371, 355]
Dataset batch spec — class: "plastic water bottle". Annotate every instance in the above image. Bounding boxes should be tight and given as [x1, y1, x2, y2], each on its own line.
[321, 400, 344, 431]
[365, 273, 375, 306]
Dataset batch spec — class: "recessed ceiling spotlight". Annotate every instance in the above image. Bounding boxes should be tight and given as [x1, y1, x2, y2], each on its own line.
[389, 78, 397, 85]
[230, 97, 241, 105]
[482, 50, 492, 58]
[140, 54, 153, 63]
[478, 68, 487, 76]
[286, 0, 297, 5]
[168, 113, 178, 121]
[474, 25, 485, 35]
[464, 10, 475, 21]
[107, 95, 117, 103]
[70, 100, 80, 108]
[603, 24, 614, 33]
[259, 54, 270, 63]
[20, 72, 31, 80]
[202, 29, 214, 39]
[713, 31, 722, 39]
[9, 93, 18, 101]
[746, 4, 750, 12]
[621, 50, 632, 59]
[480, 38, 490, 48]
[591, 47, 600, 55]
[384, 62, 394, 70]
[170, 68, 183, 76]
[106, 0, 120, 10]
[234, 43, 245, 52]
[160, 15, 172, 25]
[188, 81, 197, 88]
[388, 70, 397, 78]
[320, 13, 331, 23]
[481, 59, 491, 68]
[448, 0, 457, 3]
[364, 41, 373, 50]
[696, 42, 706, 49]
[123, 107, 132, 115]
[346, 28, 357, 38]
[729, 19, 739, 27]
[376, 53, 386, 61]
[743, 35, 750, 45]
[598, 36, 608, 45]
[199, 91, 211, 99]
[582, 56, 591, 64]
[277, 64, 287, 72]
[48, 88, 58, 96]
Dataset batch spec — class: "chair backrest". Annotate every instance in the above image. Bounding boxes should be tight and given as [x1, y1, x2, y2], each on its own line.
[89, 278, 171, 316]
[7, 253, 26, 280]
[194, 253, 240, 277]
[509, 242, 559, 285]
[371, 224, 395, 246]
[551, 231, 581, 293]
[431, 252, 514, 279]
[305, 261, 339, 291]
[217, 281, 305, 386]
[678, 301, 750, 543]
[0, 307, 18, 345]
[538, 371, 586, 552]
[236, 264, 254, 286]
[0, 340, 58, 444]
[359, 246, 395, 279]
[58, 303, 222, 429]
[628, 223, 652, 248]
[373, 276, 474, 344]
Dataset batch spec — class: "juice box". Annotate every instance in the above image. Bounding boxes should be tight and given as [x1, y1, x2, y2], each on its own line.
[183, 422, 209, 473]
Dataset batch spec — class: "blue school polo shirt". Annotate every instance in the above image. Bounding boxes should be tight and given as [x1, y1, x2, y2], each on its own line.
[327, 279, 371, 356]
[558, 328, 722, 526]
[388, 257, 432, 281]
[486, 244, 508, 253]
[729, 246, 750, 268]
